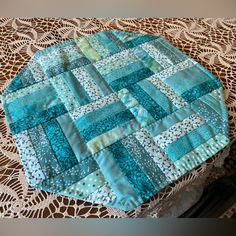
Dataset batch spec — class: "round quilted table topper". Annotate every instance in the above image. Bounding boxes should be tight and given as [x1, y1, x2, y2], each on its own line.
[2, 30, 229, 211]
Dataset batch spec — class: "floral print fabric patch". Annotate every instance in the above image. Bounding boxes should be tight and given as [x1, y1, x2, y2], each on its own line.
[1, 30, 229, 211]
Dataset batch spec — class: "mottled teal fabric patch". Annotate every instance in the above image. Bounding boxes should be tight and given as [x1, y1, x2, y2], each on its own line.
[1, 30, 229, 211]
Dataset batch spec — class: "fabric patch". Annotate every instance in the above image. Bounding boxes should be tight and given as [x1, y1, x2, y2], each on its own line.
[153, 114, 205, 149]
[2, 30, 229, 211]
[59, 169, 106, 199]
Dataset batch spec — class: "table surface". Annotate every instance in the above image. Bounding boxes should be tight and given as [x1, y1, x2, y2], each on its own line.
[0, 18, 235, 218]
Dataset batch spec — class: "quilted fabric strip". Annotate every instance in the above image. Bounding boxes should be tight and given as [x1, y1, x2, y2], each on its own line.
[1, 30, 229, 211]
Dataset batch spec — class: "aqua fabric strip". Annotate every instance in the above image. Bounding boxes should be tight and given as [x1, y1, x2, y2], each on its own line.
[7, 85, 60, 123]
[164, 65, 215, 95]
[93, 49, 137, 76]
[195, 63, 222, 86]
[56, 113, 91, 162]
[190, 98, 228, 136]
[153, 114, 204, 149]
[181, 80, 221, 103]
[103, 61, 145, 83]
[84, 64, 113, 96]
[69, 93, 120, 121]
[28, 125, 62, 178]
[109, 67, 154, 91]
[112, 30, 142, 42]
[140, 42, 173, 69]
[3, 59, 46, 94]
[138, 79, 177, 114]
[42, 118, 78, 171]
[75, 100, 126, 131]
[174, 134, 229, 175]
[128, 83, 168, 120]
[45, 57, 91, 77]
[104, 31, 128, 50]
[108, 141, 157, 202]
[9, 103, 68, 135]
[60, 71, 91, 106]
[20, 67, 36, 87]
[117, 88, 156, 127]
[38, 44, 83, 72]
[39, 157, 98, 193]
[146, 105, 195, 137]
[4, 79, 51, 104]
[153, 38, 188, 63]
[85, 34, 111, 59]
[79, 109, 135, 141]
[96, 31, 122, 54]
[50, 76, 80, 112]
[87, 119, 141, 155]
[124, 34, 157, 48]
[75, 37, 101, 62]
[121, 135, 169, 190]
[93, 148, 143, 211]
[58, 169, 106, 199]
[165, 123, 217, 161]
[133, 47, 164, 73]
[13, 130, 46, 186]
[4, 74, 24, 94]
[200, 88, 228, 121]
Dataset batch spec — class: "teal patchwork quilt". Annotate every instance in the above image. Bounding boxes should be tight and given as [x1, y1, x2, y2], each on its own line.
[1, 30, 229, 211]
